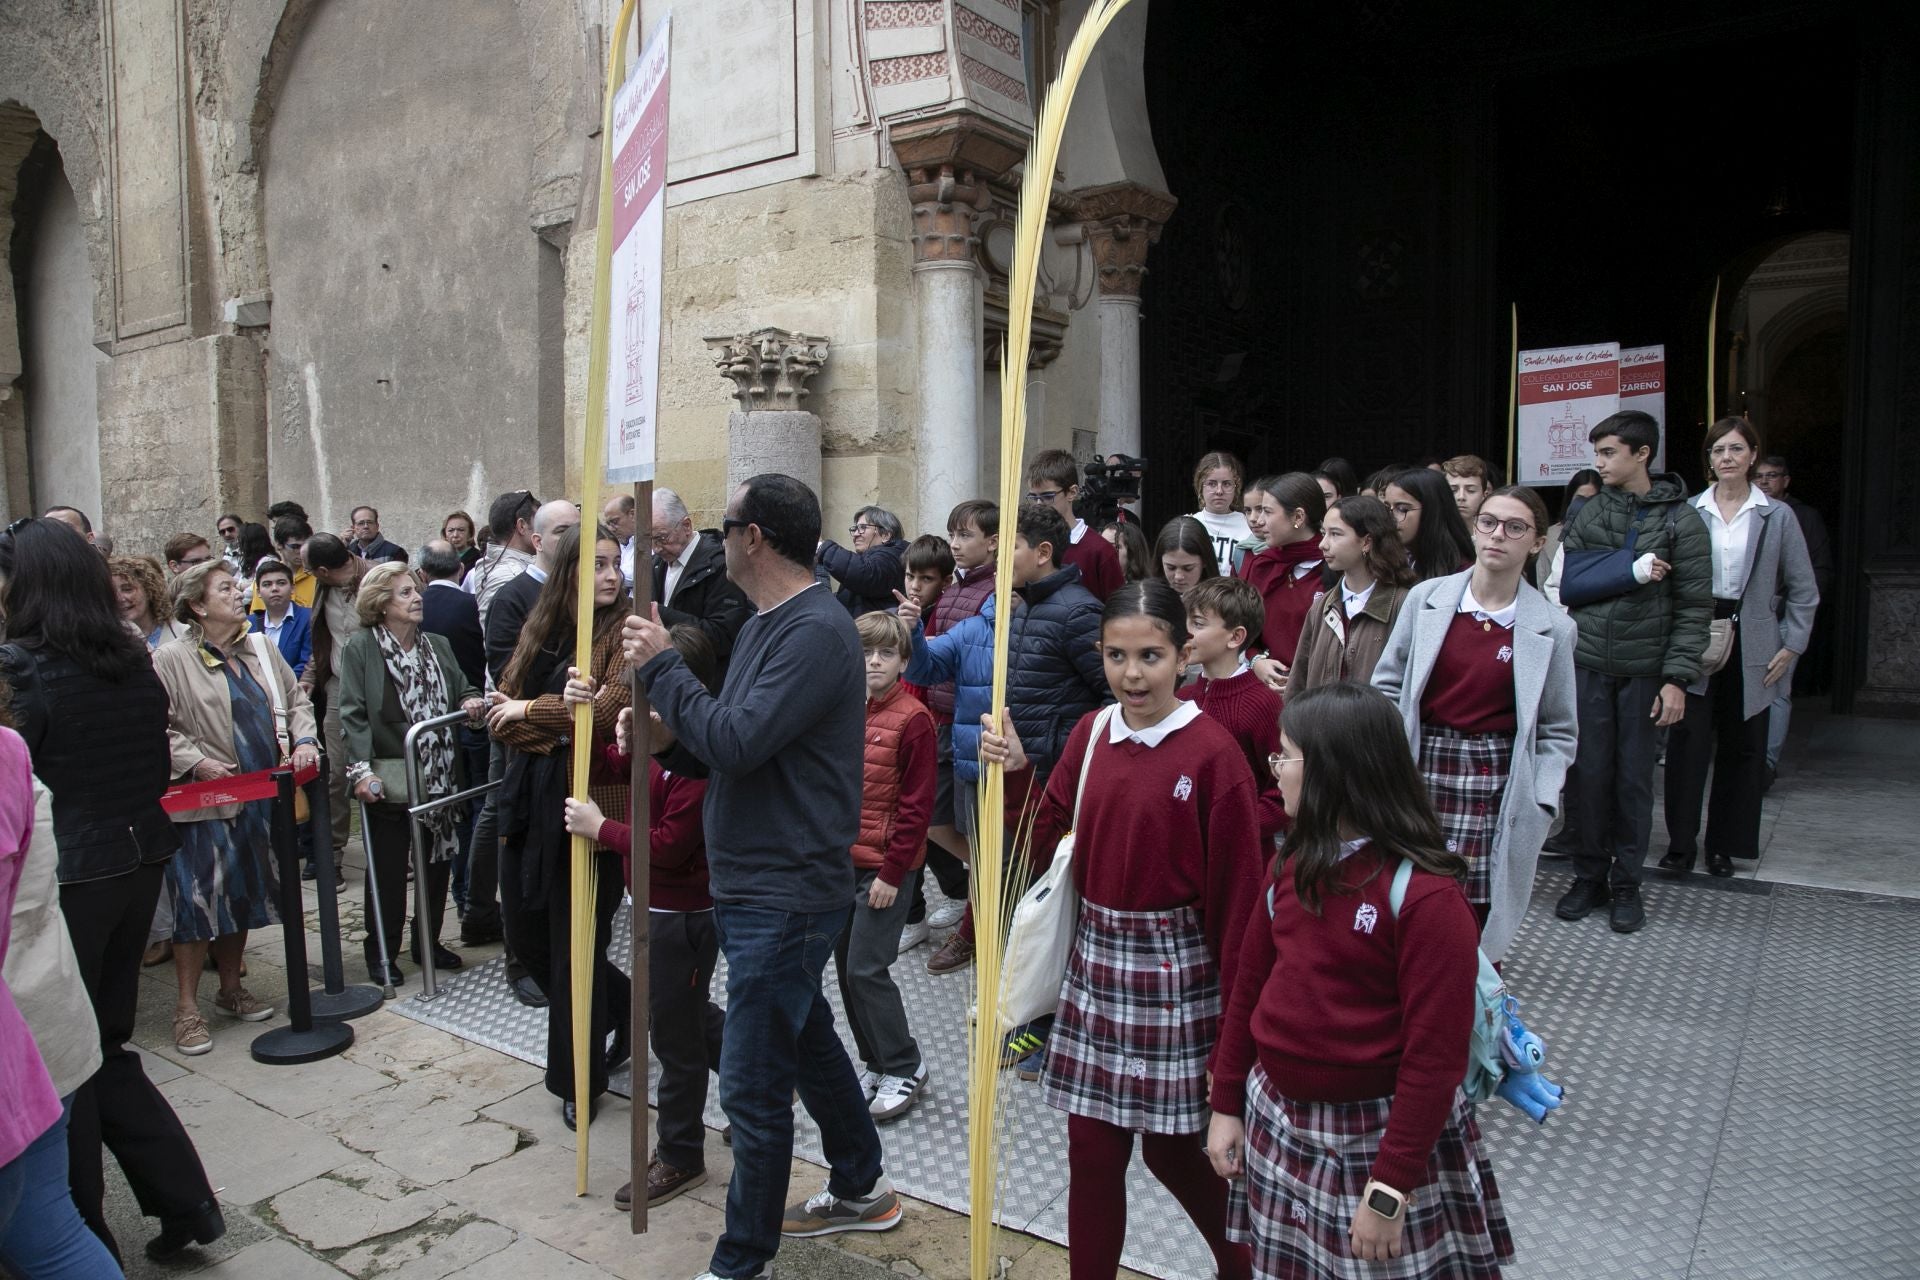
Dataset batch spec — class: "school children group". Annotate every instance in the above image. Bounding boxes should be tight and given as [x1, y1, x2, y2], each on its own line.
[606, 414, 1816, 1280]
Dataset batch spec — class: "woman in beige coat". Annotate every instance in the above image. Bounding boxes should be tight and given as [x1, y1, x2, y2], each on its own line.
[152, 561, 318, 1055]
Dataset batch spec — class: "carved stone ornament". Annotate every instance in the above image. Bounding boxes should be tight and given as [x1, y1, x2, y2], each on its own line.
[1074, 182, 1178, 299]
[704, 328, 831, 411]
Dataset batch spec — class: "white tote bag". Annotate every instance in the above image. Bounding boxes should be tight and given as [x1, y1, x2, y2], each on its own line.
[998, 706, 1114, 1030]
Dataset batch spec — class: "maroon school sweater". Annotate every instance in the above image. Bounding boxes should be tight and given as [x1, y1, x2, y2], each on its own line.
[1237, 544, 1325, 668]
[1179, 667, 1287, 839]
[1061, 527, 1123, 602]
[1418, 612, 1519, 734]
[594, 751, 711, 911]
[1210, 843, 1480, 1193]
[1028, 708, 1267, 1002]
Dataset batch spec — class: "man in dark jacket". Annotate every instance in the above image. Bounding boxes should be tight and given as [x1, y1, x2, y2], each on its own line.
[347, 506, 409, 564]
[1753, 454, 1832, 775]
[303, 534, 369, 873]
[816, 505, 908, 616]
[651, 488, 751, 666]
[1555, 410, 1712, 934]
[419, 539, 488, 918]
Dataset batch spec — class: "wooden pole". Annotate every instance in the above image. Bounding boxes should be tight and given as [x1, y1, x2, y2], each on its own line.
[1506, 303, 1518, 483]
[628, 481, 653, 1234]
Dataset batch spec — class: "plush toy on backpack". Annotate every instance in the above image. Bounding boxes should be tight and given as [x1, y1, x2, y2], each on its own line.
[1492, 994, 1564, 1124]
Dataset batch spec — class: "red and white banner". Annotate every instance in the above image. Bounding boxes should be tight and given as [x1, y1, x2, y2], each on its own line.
[1619, 344, 1667, 473]
[605, 16, 671, 484]
[1517, 342, 1620, 486]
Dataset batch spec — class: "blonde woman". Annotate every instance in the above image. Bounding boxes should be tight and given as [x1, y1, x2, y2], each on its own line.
[110, 555, 187, 649]
[152, 561, 319, 1055]
[340, 563, 486, 985]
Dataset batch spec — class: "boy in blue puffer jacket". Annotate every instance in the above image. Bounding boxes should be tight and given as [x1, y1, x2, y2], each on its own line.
[898, 503, 1108, 979]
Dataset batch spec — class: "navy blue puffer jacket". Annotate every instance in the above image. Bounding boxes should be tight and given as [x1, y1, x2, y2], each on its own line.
[905, 565, 1110, 781]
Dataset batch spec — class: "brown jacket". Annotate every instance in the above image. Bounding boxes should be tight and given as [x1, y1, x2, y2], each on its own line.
[304, 555, 369, 693]
[1284, 581, 1409, 701]
[152, 631, 319, 822]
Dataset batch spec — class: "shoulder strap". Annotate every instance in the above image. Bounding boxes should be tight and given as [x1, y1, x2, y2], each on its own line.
[1386, 856, 1415, 918]
[1071, 705, 1116, 828]
[247, 631, 291, 747]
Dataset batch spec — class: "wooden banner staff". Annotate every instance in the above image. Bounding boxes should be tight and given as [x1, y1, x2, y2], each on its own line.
[1707, 277, 1720, 424]
[627, 478, 652, 1234]
[1506, 303, 1518, 484]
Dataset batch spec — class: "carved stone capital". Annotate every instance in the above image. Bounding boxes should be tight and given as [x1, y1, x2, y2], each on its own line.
[906, 163, 985, 266]
[1074, 182, 1177, 299]
[704, 328, 831, 412]
[892, 111, 1031, 267]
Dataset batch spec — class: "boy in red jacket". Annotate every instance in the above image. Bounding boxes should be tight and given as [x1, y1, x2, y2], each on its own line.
[1181, 577, 1287, 840]
[562, 627, 723, 1211]
[846, 611, 936, 1121]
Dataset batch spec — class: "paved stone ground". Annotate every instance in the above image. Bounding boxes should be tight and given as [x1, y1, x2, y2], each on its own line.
[99, 703, 1914, 1278]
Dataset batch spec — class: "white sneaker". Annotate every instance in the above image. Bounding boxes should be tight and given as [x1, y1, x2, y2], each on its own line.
[896, 920, 930, 954]
[692, 1269, 773, 1280]
[869, 1063, 928, 1122]
[927, 900, 965, 929]
[857, 1068, 879, 1101]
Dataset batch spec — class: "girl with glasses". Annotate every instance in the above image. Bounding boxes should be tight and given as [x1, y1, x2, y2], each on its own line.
[1370, 487, 1578, 960]
[1381, 467, 1475, 584]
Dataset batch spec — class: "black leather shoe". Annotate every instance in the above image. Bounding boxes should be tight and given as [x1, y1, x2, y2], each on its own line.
[460, 918, 504, 946]
[368, 961, 403, 987]
[1656, 848, 1696, 878]
[1609, 885, 1646, 933]
[1706, 851, 1734, 878]
[606, 1023, 631, 1074]
[409, 942, 464, 971]
[1555, 878, 1610, 921]
[510, 974, 548, 1008]
[562, 1096, 599, 1132]
[145, 1199, 226, 1260]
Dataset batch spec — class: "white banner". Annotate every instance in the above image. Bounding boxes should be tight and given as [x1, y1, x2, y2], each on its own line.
[605, 16, 671, 484]
[1517, 342, 1620, 486]
[1619, 344, 1667, 474]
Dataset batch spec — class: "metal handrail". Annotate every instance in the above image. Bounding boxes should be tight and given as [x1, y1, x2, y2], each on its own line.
[400, 709, 500, 999]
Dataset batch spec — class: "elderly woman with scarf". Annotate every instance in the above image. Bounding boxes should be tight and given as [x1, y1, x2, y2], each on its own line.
[341, 563, 486, 986]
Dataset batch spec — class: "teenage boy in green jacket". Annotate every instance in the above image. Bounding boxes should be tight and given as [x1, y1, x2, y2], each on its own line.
[1554, 410, 1711, 934]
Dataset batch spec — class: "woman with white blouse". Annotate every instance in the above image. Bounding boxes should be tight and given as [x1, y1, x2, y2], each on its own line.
[1657, 419, 1819, 878]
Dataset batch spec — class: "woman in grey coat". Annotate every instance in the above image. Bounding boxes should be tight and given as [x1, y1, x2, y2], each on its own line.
[1658, 420, 1818, 877]
[1372, 487, 1579, 963]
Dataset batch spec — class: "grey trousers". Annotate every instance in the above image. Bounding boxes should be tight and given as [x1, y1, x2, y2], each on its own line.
[832, 868, 922, 1077]
[323, 692, 350, 859]
[1571, 668, 1664, 890]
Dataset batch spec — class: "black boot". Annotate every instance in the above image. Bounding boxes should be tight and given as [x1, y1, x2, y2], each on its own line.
[1656, 848, 1696, 878]
[1609, 885, 1647, 933]
[1555, 878, 1611, 921]
[145, 1199, 226, 1261]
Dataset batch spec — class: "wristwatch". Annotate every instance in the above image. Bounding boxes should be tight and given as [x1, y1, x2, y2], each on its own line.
[1361, 1179, 1407, 1222]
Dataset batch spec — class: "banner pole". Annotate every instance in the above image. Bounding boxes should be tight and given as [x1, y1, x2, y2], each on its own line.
[1506, 303, 1517, 483]
[1707, 278, 1720, 426]
[628, 479, 653, 1233]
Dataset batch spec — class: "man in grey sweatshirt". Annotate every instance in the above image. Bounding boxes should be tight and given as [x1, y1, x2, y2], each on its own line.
[626, 474, 899, 1280]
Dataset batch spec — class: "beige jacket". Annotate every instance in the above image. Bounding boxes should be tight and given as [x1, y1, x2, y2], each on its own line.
[152, 630, 318, 822]
[3, 779, 102, 1096]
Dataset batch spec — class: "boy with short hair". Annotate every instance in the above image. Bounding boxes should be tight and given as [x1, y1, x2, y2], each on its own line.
[1443, 454, 1494, 521]
[248, 558, 314, 679]
[846, 610, 935, 1120]
[1554, 410, 1711, 934]
[896, 531, 972, 941]
[1179, 577, 1285, 838]
[253, 517, 318, 612]
[1024, 448, 1123, 601]
[921, 501, 999, 929]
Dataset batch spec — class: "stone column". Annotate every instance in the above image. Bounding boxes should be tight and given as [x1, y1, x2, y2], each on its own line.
[908, 164, 985, 534]
[705, 328, 831, 499]
[1079, 183, 1177, 461]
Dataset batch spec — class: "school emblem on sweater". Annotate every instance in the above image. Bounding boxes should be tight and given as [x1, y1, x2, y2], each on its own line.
[1497, 644, 1514, 663]
[1173, 774, 1193, 801]
[1354, 903, 1379, 935]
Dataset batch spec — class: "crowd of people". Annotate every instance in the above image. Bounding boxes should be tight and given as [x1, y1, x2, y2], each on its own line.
[0, 409, 1825, 1280]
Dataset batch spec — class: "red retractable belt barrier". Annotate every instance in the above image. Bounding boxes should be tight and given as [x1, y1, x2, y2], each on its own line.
[160, 761, 320, 815]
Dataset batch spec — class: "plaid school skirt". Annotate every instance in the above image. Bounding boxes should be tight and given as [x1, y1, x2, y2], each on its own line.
[1228, 1065, 1512, 1280]
[1040, 901, 1220, 1134]
[1418, 726, 1514, 909]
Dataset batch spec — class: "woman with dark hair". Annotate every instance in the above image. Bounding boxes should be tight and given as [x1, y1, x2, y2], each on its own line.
[1208, 682, 1509, 1279]
[1101, 519, 1151, 584]
[1285, 495, 1413, 699]
[1657, 419, 1818, 877]
[1153, 516, 1222, 593]
[487, 525, 632, 1130]
[1315, 457, 1360, 498]
[1372, 486, 1578, 960]
[1239, 473, 1330, 676]
[0, 518, 223, 1263]
[1383, 467, 1474, 582]
[234, 521, 275, 584]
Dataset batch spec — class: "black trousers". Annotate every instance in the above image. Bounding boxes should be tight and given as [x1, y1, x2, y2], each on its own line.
[59, 863, 214, 1259]
[1571, 668, 1664, 889]
[514, 848, 629, 1102]
[361, 803, 452, 968]
[650, 909, 724, 1171]
[1665, 618, 1769, 859]
[908, 840, 970, 925]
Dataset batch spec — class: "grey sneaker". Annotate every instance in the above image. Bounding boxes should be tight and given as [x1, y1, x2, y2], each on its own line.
[780, 1175, 903, 1237]
[214, 986, 274, 1022]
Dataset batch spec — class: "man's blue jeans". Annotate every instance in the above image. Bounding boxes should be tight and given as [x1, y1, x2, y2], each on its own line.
[0, 1097, 121, 1278]
[709, 901, 885, 1279]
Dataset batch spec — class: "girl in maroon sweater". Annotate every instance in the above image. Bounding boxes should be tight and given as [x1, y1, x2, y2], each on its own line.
[1207, 683, 1511, 1279]
[1242, 473, 1332, 679]
[981, 580, 1264, 1280]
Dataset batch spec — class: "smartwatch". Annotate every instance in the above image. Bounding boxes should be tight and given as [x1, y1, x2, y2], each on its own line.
[1361, 1179, 1407, 1222]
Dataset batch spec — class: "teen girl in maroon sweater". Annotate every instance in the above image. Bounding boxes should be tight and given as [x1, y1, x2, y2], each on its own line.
[1241, 473, 1331, 678]
[1207, 683, 1512, 1279]
[980, 580, 1264, 1280]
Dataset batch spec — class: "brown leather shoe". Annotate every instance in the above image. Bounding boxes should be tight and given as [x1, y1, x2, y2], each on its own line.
[615, 1157, 707, 1209]
[926, 932, 974, 975]
[142, 940, 173, 968]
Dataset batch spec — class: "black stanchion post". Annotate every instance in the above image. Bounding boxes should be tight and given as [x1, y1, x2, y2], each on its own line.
[253, 768, 354, 1064]
[303, 772, 383, 1021]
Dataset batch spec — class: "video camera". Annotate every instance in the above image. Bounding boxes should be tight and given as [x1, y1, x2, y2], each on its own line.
[1077, 455, 1146, 527]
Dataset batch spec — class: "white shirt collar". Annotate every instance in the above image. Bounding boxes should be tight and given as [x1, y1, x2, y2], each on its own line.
[672, 536, 700, 570]
[1106, 700, 1203, 748]
[1341, 578, 1375, 614]
[1693, 486, 1769, 522]
[1458, 579, 1517, 629]
[1069, 518, 1089, 545]
[425, 578, 462, 591]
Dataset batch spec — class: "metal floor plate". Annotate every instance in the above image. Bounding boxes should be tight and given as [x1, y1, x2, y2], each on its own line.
[395, 875, 1920, 1278]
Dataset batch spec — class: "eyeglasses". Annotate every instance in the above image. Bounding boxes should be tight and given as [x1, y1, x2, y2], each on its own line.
[1754, 470, 1787, 481]
[1387, 502, 1420, 520]
[177, 553, 214, 567]
[722, 517, 775, 540]
[848, 522, 881, 537]
[1474, 513, 1536, 540]
[4, 517, 32, 536]
[1267, 752, 1303, 775]
[1025, 490, 1064, 505]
